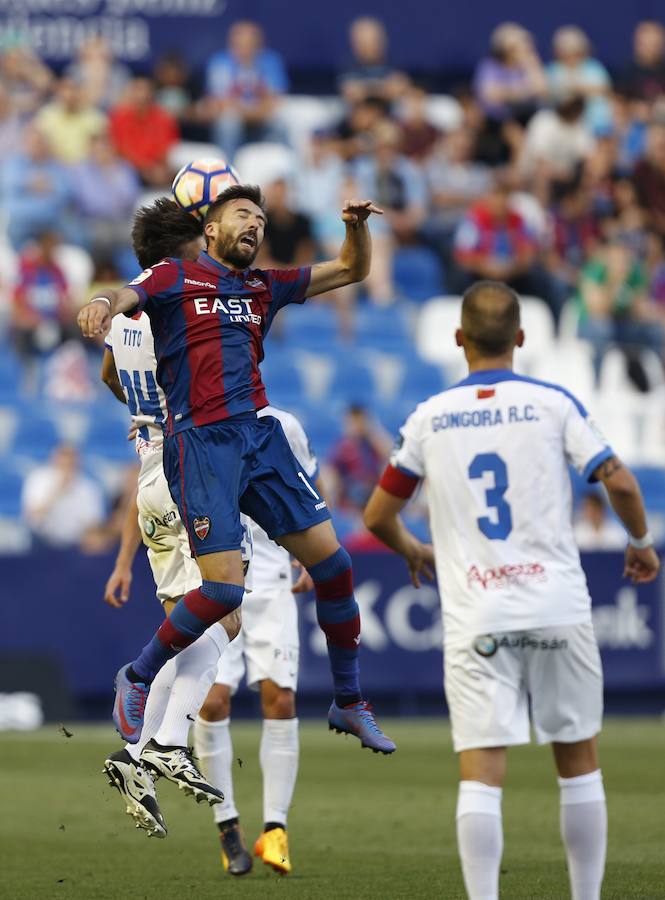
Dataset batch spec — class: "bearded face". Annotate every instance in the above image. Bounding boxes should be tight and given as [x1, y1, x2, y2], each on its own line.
[206, 199, 266, 269]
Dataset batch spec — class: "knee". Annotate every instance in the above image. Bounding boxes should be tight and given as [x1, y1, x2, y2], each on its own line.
[220, 607, 242, 642]
[199, 686, 231, 721]
[309, 546, 352, 584]
[262, 689, 296, 720]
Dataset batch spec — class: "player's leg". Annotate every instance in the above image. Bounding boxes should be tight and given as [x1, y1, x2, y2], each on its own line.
[240, 417, 394, 752]
[253, 680, 298, 875]
[114, 426, 249, 740]
[528, 623, 606, 900]
[445, 637, 529, 900]
[194, 638, 253, 876]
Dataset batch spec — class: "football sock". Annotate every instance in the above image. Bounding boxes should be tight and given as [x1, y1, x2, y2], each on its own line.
[260, 718, 299, 828]
[193, 716, 239, 824]
[559, 770, 607, 900]
[308, 548, 361, 702]
[456, 780, 503, 900]
[151, 624, 229, 748]
[125, 658, 176, 763]
[130, 581, 244, 683]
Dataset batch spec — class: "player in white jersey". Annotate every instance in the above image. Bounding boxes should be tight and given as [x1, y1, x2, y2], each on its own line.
[194, 404, 322, 876]
[100, 199, 251, 837]
[364, 281, 660, 900]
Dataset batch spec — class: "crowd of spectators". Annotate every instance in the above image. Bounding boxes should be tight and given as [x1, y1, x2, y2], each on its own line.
[2, 16, 665, 533]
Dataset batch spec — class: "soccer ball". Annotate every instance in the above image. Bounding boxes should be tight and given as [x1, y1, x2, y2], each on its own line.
[171, 158, 240, 219]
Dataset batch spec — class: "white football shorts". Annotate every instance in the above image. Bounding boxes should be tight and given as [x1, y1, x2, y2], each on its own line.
[215, 585, 299, 693]
[136, 468, 201, 603]
[444, 621, 603, 752]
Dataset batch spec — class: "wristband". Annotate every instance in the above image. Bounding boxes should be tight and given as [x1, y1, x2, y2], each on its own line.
[91, 296, 111, 307]
[628, 531, 653, 549]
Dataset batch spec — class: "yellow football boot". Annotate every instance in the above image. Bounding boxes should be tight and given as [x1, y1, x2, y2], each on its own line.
[254, 826, 291, 874]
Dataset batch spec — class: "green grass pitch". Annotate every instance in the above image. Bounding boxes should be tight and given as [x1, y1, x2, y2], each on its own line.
[1, 718, 663, 899]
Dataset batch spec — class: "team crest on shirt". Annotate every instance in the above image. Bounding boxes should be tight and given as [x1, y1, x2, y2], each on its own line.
[246, 276, 265, 289]
[193, 516, 211, 540]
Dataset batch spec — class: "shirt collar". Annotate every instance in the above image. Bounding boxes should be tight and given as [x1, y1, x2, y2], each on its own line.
[198, 251, 248, 278]
[455, 368, 518, 387]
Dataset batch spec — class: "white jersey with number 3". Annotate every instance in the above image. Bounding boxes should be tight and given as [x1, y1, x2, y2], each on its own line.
[390, 369, 614, 646]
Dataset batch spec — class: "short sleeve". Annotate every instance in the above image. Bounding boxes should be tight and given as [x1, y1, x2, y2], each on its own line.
[123, 259, 180, 312]
[104, 330, 113, 353]
[378, 408, 425, 499]
[265, 267, 312, 326]
[282, 412, 319, 480]
[562, 393, 614, 482]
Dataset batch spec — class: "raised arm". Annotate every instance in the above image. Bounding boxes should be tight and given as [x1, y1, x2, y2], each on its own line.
[306, 199, 383, 298]
[594, 455, 660, 584]
[77, 287, 141, 339]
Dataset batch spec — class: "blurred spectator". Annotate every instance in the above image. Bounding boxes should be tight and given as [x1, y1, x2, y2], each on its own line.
[397, 84, 441, 162]
[584, 133, 620, 218]
[646, 230, 665, 307]
[71, 133, 140, 271]
[520, 94, 593, 199]
[474, 23, 546, 123]
[333, 95, 391, 161]
[328, 405, 392, 512]
[620, 21, 665, 103]
[109, 78, 179, 187]
[11, 232, 74, 368]
[338, 17, 409, 105]
[1, 126, 71, 249]
[353, 120, 428, 243]
[546, 183, 601, 299]
[204, 20, 288, 161]
[258, 179, 316, 268]
[453, 177, 563, 321]
[633, 123, 665, 235]
[0, 82, 24, 165]
[548, 27, 612, 135]
[576, 239, 664, 376]
[611, 91, 648, 173]
[35, 78, 106, 164]
[21, 445, 105, 549]
[154, 52, 208, 142]
[574, 492, 626, 550]
[64, 36, 131, 111]
[606, 177, 648, 258]
[80, 464, 140, 554]
[0, 45, 53, 118]
[423, 129, 494, 263]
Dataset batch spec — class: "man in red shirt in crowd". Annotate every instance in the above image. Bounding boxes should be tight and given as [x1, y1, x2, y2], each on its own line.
[109, 78, 179, 186]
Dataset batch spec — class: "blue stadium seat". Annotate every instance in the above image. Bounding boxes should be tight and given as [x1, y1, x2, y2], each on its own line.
[0, 348, 23, 403]
[354, 305, 412, 353]
[329, 357, 376, 406]
[633, 468, 665, 515]
[393, 246, 444, 302]
[301, 412, 342, 459]
[279, 304, 342, 351]
[0, 457, 25, 518]
[13, 414, 59, 461]
[261, 355, 307, 407]
[400, 360, 447, 404]
[85, 416, 137, 462]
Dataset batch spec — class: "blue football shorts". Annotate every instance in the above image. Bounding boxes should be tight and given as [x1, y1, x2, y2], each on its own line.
[163, 413, 331, 556]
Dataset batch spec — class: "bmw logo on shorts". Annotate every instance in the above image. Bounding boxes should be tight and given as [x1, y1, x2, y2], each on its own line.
[473, 634, 498, 657]
[143, 517, 156, 538]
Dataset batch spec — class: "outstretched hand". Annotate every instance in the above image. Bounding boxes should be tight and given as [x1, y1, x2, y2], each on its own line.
[342, 199, 383, 225]
[78, 299, 111, 338]
[405, 540, 436, 589]
[624, 545, 660, 584]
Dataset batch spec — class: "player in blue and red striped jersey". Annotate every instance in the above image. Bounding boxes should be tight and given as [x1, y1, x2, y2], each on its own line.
[78, 184, 396, 757]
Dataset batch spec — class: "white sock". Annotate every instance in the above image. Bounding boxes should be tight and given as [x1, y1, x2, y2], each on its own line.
[260, 718, 299, 827]
[559, 770, 607, 900]
[125, 658, 176, 762]
[456, 780, 503, 900]
[193, 716, 239, 824]
[152, 623, 229, 748]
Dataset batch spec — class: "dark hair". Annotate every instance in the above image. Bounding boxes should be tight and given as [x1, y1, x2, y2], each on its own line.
[204, 184, 266, 227]
[461, 281, 521, 356]
[132, 197, 203, 269]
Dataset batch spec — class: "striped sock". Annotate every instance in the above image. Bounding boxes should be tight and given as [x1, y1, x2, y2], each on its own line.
[131, 581, 244, 684]
[309, 547, 361, 703]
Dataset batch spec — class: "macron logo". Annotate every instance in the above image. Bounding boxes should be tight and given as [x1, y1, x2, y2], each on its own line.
[185, 278, 217, 289]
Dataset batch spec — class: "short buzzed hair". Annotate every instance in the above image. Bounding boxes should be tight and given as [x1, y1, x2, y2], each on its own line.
[204, 184, 266, 226]
[461, 281, 521, 356]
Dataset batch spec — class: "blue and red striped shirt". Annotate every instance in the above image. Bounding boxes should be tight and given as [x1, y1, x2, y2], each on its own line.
[124, 251, 311, 434]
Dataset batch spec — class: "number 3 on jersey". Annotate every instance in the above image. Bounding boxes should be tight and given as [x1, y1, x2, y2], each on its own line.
[468, 452, 513, 540]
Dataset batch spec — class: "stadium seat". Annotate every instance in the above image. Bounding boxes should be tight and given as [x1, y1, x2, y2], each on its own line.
[392, 246, 444, 302]
[0, 457, 25, 518]
[400, 359, 447, 404]
[355, 305, 413, 353]
[85, 416, 138, 462]
[13, 414, 59, 461]
[329, 356, 377, 406]
[53, 245, 94, 302]
[168, 141, 226, 172]
[633, 467, 665, 515]
[529, 343, 596, 409]
[514, 296, 556, 373]
[277, 95, 344, 153]
[261, 357, 307, 407]
[233, 142, 298, 186]
[415, 295, 464, 369]
[279, 303, 341, 351]
[0, 347, 23, 403]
